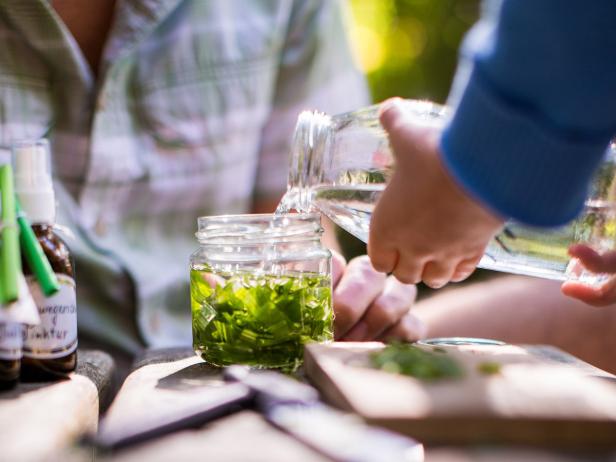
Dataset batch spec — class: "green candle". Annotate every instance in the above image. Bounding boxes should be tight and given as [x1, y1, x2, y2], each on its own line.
[0, 165, 21, 304]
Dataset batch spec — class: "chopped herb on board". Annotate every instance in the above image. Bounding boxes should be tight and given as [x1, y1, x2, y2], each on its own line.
[477, 361, 502, 375]
[371, 343, 463, 381]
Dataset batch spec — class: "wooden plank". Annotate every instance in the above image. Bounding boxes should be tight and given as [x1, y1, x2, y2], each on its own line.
[58, 347, 610, 462]
[0, 350, 114, 461]
[98, 352, 328, 462]
[304, 342, 616, 446]
[108, 411, 329, 462]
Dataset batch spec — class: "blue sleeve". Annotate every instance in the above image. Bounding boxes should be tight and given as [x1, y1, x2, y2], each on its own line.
[440, 0, 616, 227]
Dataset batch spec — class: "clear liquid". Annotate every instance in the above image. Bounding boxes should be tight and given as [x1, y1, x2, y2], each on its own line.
[279, 185, 616, 283]
[312, 184, 382, 243]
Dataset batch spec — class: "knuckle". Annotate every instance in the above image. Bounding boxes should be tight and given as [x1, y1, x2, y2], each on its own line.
[351, 256, 386, 281]
[381, 282, 415, 308]
[332, 297, 358, 323]
[393, 270, 418, 285]
[371, 261, 388, 273]
[353, 254, 374, 270]
[378, 300, 406, 324]
[400, 316, 426, 341]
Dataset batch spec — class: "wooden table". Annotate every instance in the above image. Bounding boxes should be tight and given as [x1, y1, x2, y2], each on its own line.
[0, 349, 114, 461]
[87, 348, 616, 462]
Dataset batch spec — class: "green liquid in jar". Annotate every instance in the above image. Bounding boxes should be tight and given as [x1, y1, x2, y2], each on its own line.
[191, 268, 333, 371]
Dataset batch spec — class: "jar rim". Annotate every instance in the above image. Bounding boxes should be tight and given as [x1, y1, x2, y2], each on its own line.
[196, 213, 323, 245]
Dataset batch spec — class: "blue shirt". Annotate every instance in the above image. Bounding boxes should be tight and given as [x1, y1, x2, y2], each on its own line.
[441, 0, 616, 226]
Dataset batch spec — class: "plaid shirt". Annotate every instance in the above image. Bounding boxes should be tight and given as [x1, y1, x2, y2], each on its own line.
[0, 0, 369, 352]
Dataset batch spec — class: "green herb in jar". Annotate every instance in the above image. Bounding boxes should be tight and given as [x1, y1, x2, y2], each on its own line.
[371, 343, 463, 381]
[191, 268, 333, 371]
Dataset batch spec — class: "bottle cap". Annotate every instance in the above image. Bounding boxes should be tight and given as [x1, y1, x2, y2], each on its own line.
[12, 139, 56, 224]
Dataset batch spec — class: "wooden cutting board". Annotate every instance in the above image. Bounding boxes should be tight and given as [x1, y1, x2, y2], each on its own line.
[304, 341, 616, 447]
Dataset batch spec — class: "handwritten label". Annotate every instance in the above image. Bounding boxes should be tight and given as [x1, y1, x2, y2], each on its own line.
[0, 324, 23, 360]
[24, 274, 77, 359]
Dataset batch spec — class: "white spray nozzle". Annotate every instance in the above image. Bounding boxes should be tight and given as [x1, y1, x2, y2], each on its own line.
[12, 139, 56, 224]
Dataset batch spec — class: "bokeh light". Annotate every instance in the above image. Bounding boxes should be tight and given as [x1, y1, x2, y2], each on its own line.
[347, 0, 480, 104]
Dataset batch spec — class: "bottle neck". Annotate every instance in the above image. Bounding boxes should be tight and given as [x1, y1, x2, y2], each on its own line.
[18, 193, 56, 224]
[283, 111, 333, 213]
[30, 222, 54, 233]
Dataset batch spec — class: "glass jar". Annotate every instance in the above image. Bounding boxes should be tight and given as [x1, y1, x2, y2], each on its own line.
[190, 213, 333, 371]
[278, 100, 616, 284]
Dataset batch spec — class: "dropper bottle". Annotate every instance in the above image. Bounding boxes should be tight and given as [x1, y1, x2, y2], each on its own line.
[13, 140, 78, 380]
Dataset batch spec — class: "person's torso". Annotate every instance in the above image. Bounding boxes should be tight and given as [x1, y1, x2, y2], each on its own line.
[0, 0, 293, 348]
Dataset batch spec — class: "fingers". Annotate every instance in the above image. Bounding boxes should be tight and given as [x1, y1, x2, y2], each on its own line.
[391, 253, 481, 287]
[330, 250, 347, 288]
[367, 242, 398, 274]
[451, 255, 482, 282]
[391, 253, 424, 285]
[333, 256, 387, 339]
[568, 245, 616, 274]
[422, 260, 455, 289]
[379, 312, 427, 342]
[343, 277, 417, 341]
[561, 276, 616, 307]
[561, 246, 616, 306]
[391, 249, 483, 286]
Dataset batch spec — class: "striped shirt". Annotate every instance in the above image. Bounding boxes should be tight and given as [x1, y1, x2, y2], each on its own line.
[0, 0, 369, 353]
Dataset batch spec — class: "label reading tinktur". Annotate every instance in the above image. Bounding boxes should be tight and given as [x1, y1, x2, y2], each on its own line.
[0, 324, 23, 360]
[24, 274, 77, 359]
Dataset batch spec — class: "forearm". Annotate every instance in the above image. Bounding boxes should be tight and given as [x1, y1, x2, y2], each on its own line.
[413, 276, 616, 374]
[442, 0, 616, 226]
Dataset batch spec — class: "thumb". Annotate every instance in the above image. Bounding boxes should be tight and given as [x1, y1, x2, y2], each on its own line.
[379, 98, 407, 133]
[379, 98, 434, 163]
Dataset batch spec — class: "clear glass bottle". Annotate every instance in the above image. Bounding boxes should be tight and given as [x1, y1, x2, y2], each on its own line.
[279, 100, 616, 283]
[190, 213, 333, 371]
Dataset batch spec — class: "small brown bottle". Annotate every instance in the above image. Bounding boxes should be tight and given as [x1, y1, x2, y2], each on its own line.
[0, 323, 22, 389]
[13, 140, 77, 380]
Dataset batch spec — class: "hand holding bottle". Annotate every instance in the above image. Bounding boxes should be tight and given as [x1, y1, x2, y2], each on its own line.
[368, 99, 504, 288]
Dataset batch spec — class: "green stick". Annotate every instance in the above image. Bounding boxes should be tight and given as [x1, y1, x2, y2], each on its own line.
[16, 200, 59, 296]
[0, 249, 4, 304]
[0, 165, 20, 304]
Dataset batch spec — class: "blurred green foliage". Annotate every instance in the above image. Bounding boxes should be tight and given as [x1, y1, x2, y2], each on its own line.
[348, 0, 480, 104]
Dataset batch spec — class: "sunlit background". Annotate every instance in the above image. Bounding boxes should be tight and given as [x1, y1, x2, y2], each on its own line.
[347, 0, 480, 104]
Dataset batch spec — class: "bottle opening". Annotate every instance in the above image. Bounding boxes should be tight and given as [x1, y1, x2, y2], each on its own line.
[196, 213, 323, 245]
[280, 111, 334, 214]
